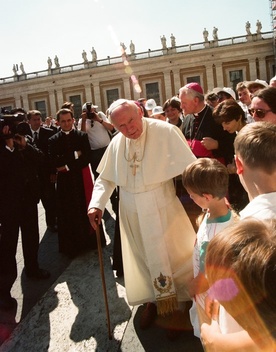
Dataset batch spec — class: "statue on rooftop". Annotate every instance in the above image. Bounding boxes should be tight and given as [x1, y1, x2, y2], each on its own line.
[245, 21, 251, 35]
[120, 42, 127, 52]
[82, 50, 88, 63]
[20, 62, 25, 74]
[54, 55, 60, 68]
[12, 64, 18, 76]
[91, 47, 97, 62]
[47, 57, 52, 70]
[161, 35, 167, 49]
[256, 20, 262, 34]
[130, 40, 135, 54]
[170, 33, 176, 47]
[203, 28, 209, 42]
[212, 27, 218, 40]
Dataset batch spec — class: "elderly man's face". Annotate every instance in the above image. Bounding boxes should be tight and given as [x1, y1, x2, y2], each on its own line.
[111, 103, 143, 139]
[179, 91, 198, 115]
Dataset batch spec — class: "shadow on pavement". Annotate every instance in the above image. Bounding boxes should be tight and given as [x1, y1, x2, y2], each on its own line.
[20, 228, 72, 320]
[133, 304, 204, 352]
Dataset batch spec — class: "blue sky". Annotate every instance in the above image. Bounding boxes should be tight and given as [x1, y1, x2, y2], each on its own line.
[0, 0, 272, 78]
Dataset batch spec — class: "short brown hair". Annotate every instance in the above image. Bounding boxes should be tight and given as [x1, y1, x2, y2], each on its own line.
[61, 101, 74, 109]
[163, 97, 182, 112]
[182, 158, 229, 199]
[234, 121, 276, 173]
[236, 82, 248, 92]
[56, 108, 73, 121]
[213, 100, 246, 124]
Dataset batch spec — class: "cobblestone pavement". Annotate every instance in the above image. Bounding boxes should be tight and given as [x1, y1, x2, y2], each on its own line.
[0, 202, 204, 352]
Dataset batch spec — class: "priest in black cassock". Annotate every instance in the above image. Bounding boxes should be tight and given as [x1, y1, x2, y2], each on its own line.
[48, 108, 105, 258]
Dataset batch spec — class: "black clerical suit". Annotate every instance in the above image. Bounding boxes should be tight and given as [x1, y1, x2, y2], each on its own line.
[182, 104, 236, 163]
[48, 129, 105, 257]
[29, 126, 57, 230]
[0, 142, 43, 298]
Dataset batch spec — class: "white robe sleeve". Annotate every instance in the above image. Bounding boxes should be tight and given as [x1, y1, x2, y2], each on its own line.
[88, 175, 116, 212]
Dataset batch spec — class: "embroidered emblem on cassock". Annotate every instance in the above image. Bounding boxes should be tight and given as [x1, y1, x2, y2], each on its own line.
[154, 272, 173, 294]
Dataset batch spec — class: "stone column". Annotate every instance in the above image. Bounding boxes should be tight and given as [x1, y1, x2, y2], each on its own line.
[172, 70, 181, 94]
[214, 62, 223, 87]
[258, 56, 267, 80]
[14, 94, 26, 109]
[205, 64, 215, 89]
[123, 77, 131, 99]
[248, 58, 257, 80]
[163, 70, 173, 98]
[55, 89, 64, 110]
[14, 94, 24, 110]
[131, 76, 142, 101]
[48, 90, 57, 116]
[84, 86, 92, 103]
[93, 82, 101, 109]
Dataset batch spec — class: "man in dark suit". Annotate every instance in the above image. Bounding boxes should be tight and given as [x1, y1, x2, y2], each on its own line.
[48, 108, 106, 258]
[0, 124, 50, 310]
[44, 116, 58, 133]
[27, 110, 57, 232]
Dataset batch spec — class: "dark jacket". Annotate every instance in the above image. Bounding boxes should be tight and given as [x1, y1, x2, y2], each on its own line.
[0, 143, 43, 213]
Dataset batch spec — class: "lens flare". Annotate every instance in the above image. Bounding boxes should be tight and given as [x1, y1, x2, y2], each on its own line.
[209, 278, 239, 301]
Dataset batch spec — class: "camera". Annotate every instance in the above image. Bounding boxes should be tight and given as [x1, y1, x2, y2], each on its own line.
[85, 103, 97, 120]
[0, 108, 27, 139]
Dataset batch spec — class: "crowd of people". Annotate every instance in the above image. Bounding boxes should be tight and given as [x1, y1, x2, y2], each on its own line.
[1, 77, 276, 350]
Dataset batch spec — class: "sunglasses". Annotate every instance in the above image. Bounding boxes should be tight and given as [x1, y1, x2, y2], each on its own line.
[248, 108, 272, 118]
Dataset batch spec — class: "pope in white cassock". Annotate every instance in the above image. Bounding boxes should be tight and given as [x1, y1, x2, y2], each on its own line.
[88, 99, 196, 322]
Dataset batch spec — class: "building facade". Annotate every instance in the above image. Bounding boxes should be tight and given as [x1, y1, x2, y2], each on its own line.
[0, 30, 275, 119]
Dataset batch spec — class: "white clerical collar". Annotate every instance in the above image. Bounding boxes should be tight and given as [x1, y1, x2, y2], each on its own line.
[194, 104, 207, 117]
[62, 129, 73, 135]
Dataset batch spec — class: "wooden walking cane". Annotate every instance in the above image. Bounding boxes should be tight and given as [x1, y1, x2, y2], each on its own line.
[95, 223, 112, 340]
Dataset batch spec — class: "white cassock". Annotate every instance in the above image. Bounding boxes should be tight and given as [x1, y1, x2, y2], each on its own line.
[89, 118, 196, 314]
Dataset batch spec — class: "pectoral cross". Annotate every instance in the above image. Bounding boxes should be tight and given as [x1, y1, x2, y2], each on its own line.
[130, 152, 139, 176]
[130, 162, 139, 176]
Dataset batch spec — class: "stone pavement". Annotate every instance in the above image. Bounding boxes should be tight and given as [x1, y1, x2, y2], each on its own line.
[0, 202, 204, 352]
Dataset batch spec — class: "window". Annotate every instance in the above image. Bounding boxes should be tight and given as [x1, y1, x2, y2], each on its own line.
[187, 76, 201, 85]
[1, 105, 12, 112]
[106, 89, 119, 107]
[35, 101, 46, 119]
[145, 82, 160, 105]
[69, 95, 82, 119]
[229, 70, 243, 91]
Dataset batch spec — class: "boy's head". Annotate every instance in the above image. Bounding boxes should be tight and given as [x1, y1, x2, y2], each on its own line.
[182, 158, 229, 208]
[234, 121, 276, 175]
[236, 82, 251, 106]
[205, 218, 276, 350]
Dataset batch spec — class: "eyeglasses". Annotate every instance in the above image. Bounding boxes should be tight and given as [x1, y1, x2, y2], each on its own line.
[248, 108, 272, 119]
